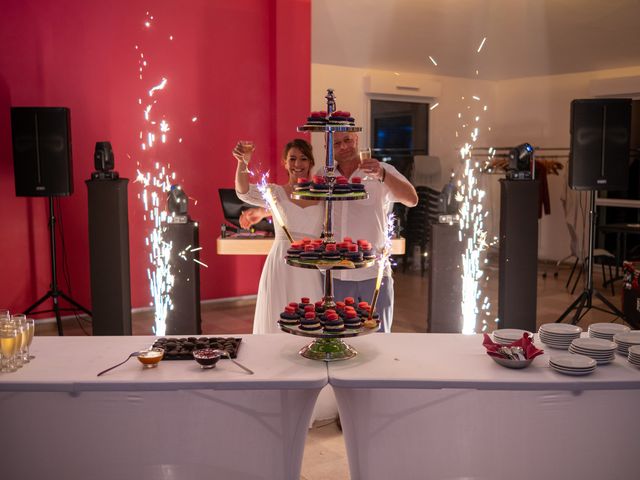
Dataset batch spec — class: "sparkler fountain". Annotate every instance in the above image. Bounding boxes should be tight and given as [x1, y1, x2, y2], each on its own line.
[428, 36, 492, 334]
[133, 12, 183, 335]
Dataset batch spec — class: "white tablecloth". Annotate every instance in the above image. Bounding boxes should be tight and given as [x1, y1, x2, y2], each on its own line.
[328, 333, 640, 480]
[0, 335, 327, 480]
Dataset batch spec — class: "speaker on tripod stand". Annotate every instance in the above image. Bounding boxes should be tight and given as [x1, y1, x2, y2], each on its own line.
[557, 98, 638, 328]
[10, 107, 92, 335]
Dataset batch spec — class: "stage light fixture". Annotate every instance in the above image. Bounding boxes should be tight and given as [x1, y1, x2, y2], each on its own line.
[92, 141, 119, 180]
[167, 184, 188, 217]
[507, 143, 534, 179]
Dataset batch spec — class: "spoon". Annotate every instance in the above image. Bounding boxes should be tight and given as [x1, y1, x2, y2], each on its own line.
[97, 352, 141, 377]
[511, 346, 526, 360]
[217, 350, 254, 375]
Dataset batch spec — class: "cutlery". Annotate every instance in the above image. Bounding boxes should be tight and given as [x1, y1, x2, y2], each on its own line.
[97, 352, 140, 377]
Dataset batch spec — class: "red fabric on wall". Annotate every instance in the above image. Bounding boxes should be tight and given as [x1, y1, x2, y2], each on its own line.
[0, 0, 311, 317]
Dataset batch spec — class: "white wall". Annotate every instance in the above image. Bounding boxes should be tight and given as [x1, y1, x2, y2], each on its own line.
[312, 63, 640, 261]
[312, 63, 498, 182]
[495, 66, 640, 260]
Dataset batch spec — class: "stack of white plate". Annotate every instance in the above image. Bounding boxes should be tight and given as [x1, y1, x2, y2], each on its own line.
[568, 338, 616, 364]
[613, 331, 640, 355]
[588, 322, 630, 340]
[492, 328, 531, 345]
[549, 354, 597, 376]
[627, 345, 640, 367]
[538, 323, 582, 349]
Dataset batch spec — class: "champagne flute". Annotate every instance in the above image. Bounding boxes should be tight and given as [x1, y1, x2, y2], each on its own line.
[239, 140, 255, 174]
[359, 148, 373, 180]
[0, 323, 18, 373]
[25, 318, 35, 361]
[10, 315, 25, 368]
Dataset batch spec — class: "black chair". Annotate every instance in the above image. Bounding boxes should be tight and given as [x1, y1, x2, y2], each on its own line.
[403, 186, 440, 275]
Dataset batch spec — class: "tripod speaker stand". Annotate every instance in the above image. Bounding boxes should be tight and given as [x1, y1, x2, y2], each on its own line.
[556, 191, 636, 327]
[24, 197, 92, 335]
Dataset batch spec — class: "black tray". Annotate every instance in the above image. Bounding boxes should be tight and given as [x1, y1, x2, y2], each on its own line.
[152, 337, 242, 360]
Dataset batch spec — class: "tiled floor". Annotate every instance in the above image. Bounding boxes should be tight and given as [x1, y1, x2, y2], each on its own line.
[34, 259, 633, 479]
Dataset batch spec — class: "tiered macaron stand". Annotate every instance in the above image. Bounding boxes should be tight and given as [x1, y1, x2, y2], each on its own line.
[278, 89, 379, 361]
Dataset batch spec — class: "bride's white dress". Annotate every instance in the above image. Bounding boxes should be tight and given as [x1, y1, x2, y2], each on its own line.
[237, 184, 338, 423]
[237, 184, 324, 334]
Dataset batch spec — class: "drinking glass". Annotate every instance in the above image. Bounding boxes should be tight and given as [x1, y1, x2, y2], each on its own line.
[24, 318, 35, 361]
[239, 140, 255, 173]
[359, 148, 373, 180]
[0, 323, 18, 373]
[10, 316, 25, 368]
[11, 315, 29, 364]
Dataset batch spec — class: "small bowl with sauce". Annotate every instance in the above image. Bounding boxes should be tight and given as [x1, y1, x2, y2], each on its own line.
[192, 348, 224, 369]
[136, 347, 165, 368]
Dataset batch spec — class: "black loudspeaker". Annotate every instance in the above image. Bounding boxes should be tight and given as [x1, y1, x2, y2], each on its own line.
[427, 223, 464, 333]
[86, 178, 132, 335]
[164, 221, 202, 335]
[498, 179, 539, 332]
[568, 98, 632, 191]
[10, 107, 73, 196]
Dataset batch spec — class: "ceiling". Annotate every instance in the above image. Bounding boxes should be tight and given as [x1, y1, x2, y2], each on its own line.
[312, 0, 640, 80]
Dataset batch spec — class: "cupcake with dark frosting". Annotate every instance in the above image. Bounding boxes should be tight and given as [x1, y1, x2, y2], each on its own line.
[345, 244, 364, 262]
[310, 175, 330, 193]
[294, 177, 311, 192]
[323, 312, 346, 333]
[286, 241, 304, 258]
[299, 311, 322, 331]
[343, 310, 362, 329]
[279, 306, 300, 326]
[300, 244, 321, 260]
[350, 176, 365, 192]
[332, 176, 351, 194]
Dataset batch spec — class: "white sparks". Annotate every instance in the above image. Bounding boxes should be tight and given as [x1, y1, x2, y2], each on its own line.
[477, 37, 487, 53]
[472, 96, 480, 101]
[430, 102, 440, 111]
[191, 116, 198, 122]
[257, 174, 285, 228]
[135, 14, 183, 336]
[193, 259, 208, 268]
[148, 77, 168, 97]
[428, 56, 438, 66]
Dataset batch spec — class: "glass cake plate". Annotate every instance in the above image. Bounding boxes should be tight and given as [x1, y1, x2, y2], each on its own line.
[297, 125, 362, 133]
[279, 321, 379, 361]
[285, 257, 377, 270]
[291, 190, 368, 201]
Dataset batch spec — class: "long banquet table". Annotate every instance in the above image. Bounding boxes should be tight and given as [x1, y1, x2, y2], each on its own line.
[0, 335, 327, 480]
[327, 333, 640, 480]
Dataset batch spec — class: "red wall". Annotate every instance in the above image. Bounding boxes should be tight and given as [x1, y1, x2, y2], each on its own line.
[0, 0, 311, 316]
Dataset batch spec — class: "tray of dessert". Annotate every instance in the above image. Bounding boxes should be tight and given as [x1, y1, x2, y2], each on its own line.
[298, 110, 363, 132]
[278, 296, 380, 338]
[286, 237, 377, 269]
[291, 175, 368, 201]
[152, 337, 242, 360]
